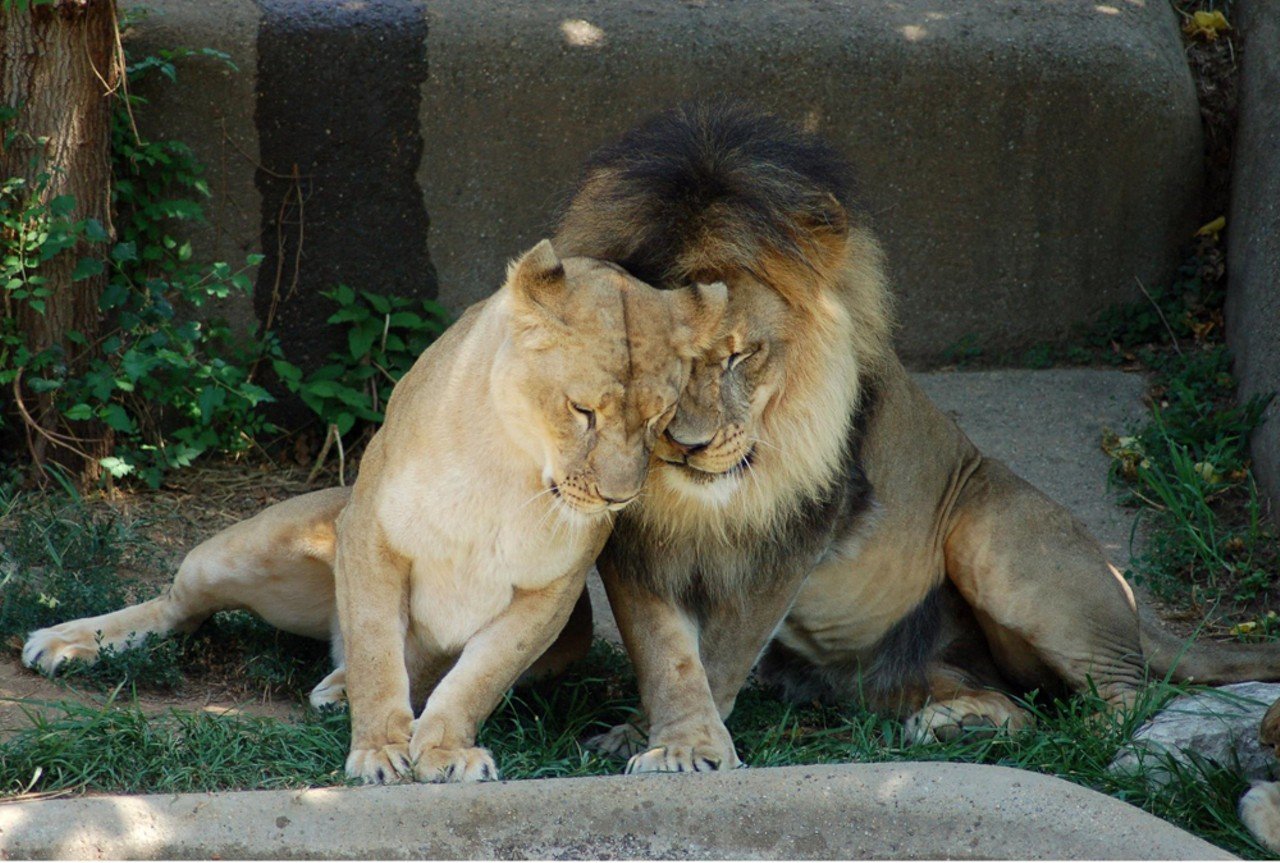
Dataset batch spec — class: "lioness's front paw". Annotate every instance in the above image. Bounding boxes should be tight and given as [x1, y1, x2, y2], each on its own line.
[586, 721, 648, 760]
[905, 696, 1030, 744]
[345, 744, 413, 784]
[412, 746, 498, 783]
[626, 743, 741, 774]
[22, 625, 100, 675]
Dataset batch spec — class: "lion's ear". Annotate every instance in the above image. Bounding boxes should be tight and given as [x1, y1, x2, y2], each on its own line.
[507, 239, 568, 324]
[669, 280, 728, 356]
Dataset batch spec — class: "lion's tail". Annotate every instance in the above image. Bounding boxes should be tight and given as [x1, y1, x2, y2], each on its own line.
[1139, 607, 1280, 684]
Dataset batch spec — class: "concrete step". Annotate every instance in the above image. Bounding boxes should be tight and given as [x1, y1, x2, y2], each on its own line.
[125, 0, 1202, 369]
[0, 762, 1231, 859]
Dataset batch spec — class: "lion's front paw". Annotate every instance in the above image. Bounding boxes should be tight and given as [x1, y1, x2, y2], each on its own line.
[22, 625, 101, 675]
[626, 742, 741, 774]
[905, 695, 1030, 744]
[345, 743, 413, 785]
[412, 746, 498, 783]
[586, 721, 648, 760]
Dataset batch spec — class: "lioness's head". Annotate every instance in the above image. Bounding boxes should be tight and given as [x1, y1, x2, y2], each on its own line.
[494, 240, 726, 519]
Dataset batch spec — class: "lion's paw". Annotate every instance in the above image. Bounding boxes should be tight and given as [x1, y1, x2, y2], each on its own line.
[905, 696, 1030, 745]
[625, 743, 741, 774]
[412, 746, 498, 783]
[1240, 781, 1280, 854]
[345, 743, 413, 785]
[308, 667, 347, 711]
[22, 625, 101, 675]
[586, 721, 648, 760]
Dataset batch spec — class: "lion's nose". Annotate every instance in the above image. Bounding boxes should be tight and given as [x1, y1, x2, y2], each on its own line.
[664, 428, 712, 455]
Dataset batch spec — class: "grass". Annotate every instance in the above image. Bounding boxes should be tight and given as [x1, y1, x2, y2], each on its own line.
[0, 481, 331, 698]
[0, 642, 1271, 858]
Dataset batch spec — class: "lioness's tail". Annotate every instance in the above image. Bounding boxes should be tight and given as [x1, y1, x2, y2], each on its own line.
[1140, 608, 1280, 684]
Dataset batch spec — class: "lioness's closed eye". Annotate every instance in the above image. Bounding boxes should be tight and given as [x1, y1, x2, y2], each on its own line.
[334, 239, 725, 784]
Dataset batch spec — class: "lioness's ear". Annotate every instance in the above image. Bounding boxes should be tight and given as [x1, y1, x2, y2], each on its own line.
[507, 239, 567, 322]
[670, 280, 728, 355]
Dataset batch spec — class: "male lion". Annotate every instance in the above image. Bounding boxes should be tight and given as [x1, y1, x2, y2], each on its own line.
[554, 101, 1280, 773]
[24, 241, 726, 784]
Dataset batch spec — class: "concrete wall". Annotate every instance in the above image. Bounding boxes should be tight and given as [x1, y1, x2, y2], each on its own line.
[123, 0, 1203, 381]
[1227, 0, 1280, 523]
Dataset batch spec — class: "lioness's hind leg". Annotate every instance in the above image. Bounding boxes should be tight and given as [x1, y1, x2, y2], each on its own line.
[23, 487, 349, 678]
[22, 592, 205, 676]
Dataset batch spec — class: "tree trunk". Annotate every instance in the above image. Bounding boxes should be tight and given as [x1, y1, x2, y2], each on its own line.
[1, 0, 119, 486]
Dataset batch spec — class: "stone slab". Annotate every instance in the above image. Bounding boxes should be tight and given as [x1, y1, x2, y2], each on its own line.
[0, 762, 1232, 859]
[1226, 0, 1280, 526]
[120, 1, 1201, 369]
[421, 0, 1201, 363]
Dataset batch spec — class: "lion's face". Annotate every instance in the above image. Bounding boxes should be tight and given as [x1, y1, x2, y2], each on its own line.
[651, 274, 791, 502]
[494, 241, 726, 520]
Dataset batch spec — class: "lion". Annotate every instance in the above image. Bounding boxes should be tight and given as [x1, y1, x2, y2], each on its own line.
[554, 100, 1280, 773]
[23, 240, 727, 784]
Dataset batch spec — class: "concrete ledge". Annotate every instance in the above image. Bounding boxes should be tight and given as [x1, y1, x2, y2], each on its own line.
[0, 763, 1232, 859]
[123, 0, 1202, 368]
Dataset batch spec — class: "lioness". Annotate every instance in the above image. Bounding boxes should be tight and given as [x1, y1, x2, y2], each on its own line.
[23, 240, 727, 784]
[554, 101, 1280, 772]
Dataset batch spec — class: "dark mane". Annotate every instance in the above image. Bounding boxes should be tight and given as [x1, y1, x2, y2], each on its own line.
[555, 99, 863, 287]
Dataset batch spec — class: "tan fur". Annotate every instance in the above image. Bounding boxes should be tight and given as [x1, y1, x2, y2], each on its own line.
[333, 241, 723, 784]
[24, 242, 725, 786]
[582, 191, 1279, 771]
[1241, 700, 1280, 853]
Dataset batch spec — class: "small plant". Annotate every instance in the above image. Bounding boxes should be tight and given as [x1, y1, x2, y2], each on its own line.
[272, 285, 449, 439]
[1, 46, 278, 488]
[940, 333, 984, 369]
[1100, 244, 1278, 622]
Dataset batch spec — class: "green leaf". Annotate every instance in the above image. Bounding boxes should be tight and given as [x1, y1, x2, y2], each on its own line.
[48, 195, 76, 217]
[99, 456, 135, 478]
[111, 241, 138, 263]
[348, 324, 378, 360]
[83, 219, 110, 242]
[71, 257, 105, 281]
[197, 386, 225, 423]
[64, 403, 93, 421]
[362, 291, 392, 314]
[100, 403, 136, 433]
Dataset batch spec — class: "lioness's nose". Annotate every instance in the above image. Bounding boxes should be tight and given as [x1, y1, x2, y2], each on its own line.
[664, 428, 712, 455]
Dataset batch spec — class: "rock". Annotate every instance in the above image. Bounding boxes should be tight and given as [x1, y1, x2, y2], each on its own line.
[1110, 682, 1280, 786]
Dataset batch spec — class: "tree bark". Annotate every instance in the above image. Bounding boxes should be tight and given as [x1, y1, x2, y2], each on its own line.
[1, 0, 119, 485]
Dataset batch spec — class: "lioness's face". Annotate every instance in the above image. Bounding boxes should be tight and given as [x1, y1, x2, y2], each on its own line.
[653, 275, 790, 499]
[495, 241, 726, 519]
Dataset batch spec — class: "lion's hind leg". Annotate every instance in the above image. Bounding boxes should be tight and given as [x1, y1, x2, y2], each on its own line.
[943, 459, 1147, 707]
